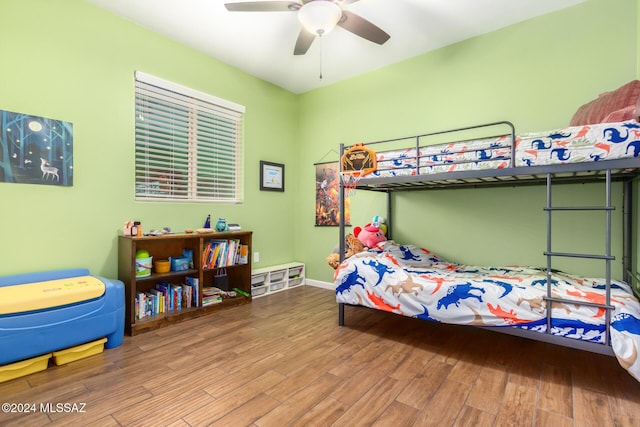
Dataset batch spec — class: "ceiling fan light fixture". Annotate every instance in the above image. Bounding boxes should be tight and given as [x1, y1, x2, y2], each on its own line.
[298, 1, 342, 36]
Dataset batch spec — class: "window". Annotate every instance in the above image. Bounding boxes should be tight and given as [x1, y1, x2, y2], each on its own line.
[134, 71, 245, 202]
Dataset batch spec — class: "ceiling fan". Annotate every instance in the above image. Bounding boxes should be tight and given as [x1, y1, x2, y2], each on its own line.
[224, 0, 390, 55]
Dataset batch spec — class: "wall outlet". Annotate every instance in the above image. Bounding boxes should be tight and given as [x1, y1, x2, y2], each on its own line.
[254, 252, 259, 263]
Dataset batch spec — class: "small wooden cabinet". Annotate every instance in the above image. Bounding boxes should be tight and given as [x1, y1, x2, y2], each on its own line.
[118, 231, 252, 335]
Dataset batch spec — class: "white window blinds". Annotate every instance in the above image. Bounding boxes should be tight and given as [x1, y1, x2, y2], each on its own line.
[134, 71, 245, 203]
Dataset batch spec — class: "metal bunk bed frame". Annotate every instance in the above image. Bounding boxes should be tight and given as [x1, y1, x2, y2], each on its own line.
[337, 121, 640, 356]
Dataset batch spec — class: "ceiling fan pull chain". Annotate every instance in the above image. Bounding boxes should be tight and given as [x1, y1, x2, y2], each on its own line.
[319, 35, 323, 80]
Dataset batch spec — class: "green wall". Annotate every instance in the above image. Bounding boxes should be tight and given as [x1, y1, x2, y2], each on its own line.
[0, 0, 637, 286]
[297, 0, 639, 282]
[0, 0, 298, 277]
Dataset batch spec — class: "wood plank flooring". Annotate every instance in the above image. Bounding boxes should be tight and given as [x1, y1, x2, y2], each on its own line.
[1, 285, 639, 426]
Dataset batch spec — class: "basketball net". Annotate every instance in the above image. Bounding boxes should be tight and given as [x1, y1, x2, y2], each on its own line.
[340, 170, 362, 197]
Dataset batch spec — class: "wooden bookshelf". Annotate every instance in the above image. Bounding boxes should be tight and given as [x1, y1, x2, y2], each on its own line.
[118, 231, 252, 335]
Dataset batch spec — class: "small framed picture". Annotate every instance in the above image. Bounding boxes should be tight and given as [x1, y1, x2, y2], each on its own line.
[260, 161, 284, 192]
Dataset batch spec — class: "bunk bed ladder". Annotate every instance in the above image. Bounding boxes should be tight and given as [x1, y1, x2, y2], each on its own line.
[543, 171, 615, 346]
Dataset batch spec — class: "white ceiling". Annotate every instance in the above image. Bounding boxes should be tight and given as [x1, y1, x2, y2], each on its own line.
[88, 0, 586, 94]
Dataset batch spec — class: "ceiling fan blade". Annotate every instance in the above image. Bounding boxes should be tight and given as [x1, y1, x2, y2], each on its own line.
[294, 28, 315, 55]
[338, 10, 390, 45]
[335, 0, 360, 4]
[224, 1, 300, 12]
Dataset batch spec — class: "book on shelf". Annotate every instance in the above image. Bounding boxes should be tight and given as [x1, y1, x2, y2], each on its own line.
[239, 244, 249, 264]
[171, 285, 182, 311]
[145, 292, 155, 316]
[135, 276, 206, 320]
[149, 289, 165, 313]
[202, 286, 224, 306]
[226, 239, 239, 266]
[181, 284, 191, 308]
[135, 290, 164, 319]
[135, 291, 144, 320]
[202, 239, 249, 269]
[156, 282, 172, 312]
[186, 276, 199, 307]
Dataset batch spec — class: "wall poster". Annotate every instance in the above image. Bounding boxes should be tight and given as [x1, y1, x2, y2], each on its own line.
[315, 161, 350, 226]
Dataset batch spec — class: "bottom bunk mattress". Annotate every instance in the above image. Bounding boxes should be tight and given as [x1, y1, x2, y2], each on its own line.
[334, 241, 640, 382]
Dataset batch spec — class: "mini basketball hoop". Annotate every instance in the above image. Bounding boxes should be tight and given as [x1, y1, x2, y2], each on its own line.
[340, 143, 377, 196]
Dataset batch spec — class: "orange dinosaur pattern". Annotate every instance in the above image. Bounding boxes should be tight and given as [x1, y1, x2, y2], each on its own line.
[565, 288, 623, 307]
[419, 275, 453, 295]
[594, 142, 611, 154]
[565, 288, 624, 318]
[366, 290, 401, 313]
[384, 253, 401, 267]
[575, 125, 591, 138]
[487, 303, 531, 325]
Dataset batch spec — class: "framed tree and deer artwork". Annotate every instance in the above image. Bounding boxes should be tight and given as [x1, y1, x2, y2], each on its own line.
[0, 109, 73, 186]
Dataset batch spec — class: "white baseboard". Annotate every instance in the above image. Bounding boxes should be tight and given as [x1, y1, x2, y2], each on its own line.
[304, 278, 335, 290]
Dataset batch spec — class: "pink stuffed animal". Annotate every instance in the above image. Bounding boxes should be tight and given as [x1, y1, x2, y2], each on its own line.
[353, 224, 387, 249]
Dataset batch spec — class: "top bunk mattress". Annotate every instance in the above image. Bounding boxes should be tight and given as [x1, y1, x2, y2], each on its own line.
[370, 120, 640, 178]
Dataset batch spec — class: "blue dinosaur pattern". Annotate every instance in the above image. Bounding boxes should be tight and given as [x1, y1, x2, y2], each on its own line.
[591, 283, 626, 291]
[612, 313, 640, 335]
[336, 266, 366, 295]
[604, 128, 629, 143]
[531, 139, 552, 150]
[548, 131, 572, 139]
[399, 246, 421, 261]
[482, 279, 520, 298]
[363, 260, 395, 286]
[550, 148, 571, 161]
[530, 278, 559, 287]
[623, 121, 640, 129]
[416, 304, 440, 322]
[626, 141, 640, 157]
[437, 283, 486, 310]
[478, 150, 492, 160]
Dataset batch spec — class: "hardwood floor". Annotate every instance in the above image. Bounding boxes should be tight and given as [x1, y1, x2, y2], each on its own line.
[2, 285, 640, 426]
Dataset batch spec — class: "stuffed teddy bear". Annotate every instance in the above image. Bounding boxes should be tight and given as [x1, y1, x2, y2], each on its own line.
[326, 253, 341, 269]
[326, 233, 367, 269]
[345, 233, 365, 257]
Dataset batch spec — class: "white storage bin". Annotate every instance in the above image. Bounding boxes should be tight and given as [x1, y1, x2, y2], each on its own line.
[269, 269, 287, 283]
[251, 286, 268, 297]
[288, 265, 304, 278]
[288, 277, 304, 288]
[269, 281, 286, 293]
[251, 273, 267, 287]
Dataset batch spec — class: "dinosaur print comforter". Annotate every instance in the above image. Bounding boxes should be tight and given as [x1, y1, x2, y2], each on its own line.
[371, 120, 640, 177]
[335, 241, 640, 382]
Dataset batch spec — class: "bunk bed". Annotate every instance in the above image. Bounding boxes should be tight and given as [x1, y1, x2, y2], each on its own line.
[334, 117, 640, 382]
